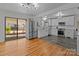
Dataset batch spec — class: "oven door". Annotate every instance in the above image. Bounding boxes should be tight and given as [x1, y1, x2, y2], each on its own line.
[58, 29, 65, 36]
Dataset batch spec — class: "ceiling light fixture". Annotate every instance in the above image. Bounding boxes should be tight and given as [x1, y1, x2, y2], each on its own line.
[20, 3, 39, 9]
[56, 11, 64, 17]
[42, 16, 47, 21]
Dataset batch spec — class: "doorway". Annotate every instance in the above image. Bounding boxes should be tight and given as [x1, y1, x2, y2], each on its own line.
[5, 17, 27, 41]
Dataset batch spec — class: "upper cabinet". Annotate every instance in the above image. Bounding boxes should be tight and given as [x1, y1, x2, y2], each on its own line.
[50, 16, 75, 27]
[51, 18, 58, 26]
[62, 16, 74, 26]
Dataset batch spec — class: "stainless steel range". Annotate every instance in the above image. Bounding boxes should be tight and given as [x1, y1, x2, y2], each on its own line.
[58, 22, 65, 36]
[58, 28, 65, 36]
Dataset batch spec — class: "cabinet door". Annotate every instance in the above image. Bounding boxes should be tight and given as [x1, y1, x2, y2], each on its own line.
[65, 29, 74, 39]
[51, 19, 58, 26]
[62, 16, 74, 26]
[51, 27, 57, 36]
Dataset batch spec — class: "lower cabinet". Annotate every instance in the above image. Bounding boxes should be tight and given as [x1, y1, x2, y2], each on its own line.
[77, 35, 79, 52]
[65, 29, 74, 39]
[51, 27, 58, 36]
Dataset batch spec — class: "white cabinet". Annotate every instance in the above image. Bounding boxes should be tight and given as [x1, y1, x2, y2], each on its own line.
[38, 29, 48, 38]
[65, 29, 74, 39]
[49, 16, 75, 38]
[51, 27, 57, 36]
[62, 16, 75, 39]
[50, 18, 58, 36]
[77, 35, 79, 53]
[51, 18, 58, 26]
[48, 19, 52, 26]
[62, 16, 74, 26]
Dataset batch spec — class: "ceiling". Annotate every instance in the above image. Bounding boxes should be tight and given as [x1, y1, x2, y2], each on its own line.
[0, 3, 66, 16]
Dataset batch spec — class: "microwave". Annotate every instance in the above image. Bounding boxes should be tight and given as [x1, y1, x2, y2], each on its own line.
[58, 22, 65, 26]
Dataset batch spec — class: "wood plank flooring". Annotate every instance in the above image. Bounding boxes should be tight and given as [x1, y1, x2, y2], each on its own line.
[0, 38, 77, 56]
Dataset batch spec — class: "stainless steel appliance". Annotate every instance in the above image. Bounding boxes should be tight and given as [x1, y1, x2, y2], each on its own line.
[58, 28, 65, 36]
[58, 22, 65, 26]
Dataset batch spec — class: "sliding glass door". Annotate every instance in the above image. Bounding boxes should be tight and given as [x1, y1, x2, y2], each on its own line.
[5, 17, 18, 41]
[5, 17, 27, 41]
[18, 19, 26, 39]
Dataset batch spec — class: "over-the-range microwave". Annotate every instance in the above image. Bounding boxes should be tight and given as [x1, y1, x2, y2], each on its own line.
[58, 22, 65, 26]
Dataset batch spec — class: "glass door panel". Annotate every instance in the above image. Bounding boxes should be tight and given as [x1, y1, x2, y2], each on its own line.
[18, 19, 26, 39]
[6, 17, 18, 41]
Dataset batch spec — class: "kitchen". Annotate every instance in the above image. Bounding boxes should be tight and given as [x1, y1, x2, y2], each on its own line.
[36, 7, 78, 52]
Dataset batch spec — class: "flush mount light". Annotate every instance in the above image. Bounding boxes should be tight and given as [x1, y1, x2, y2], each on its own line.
[42, 16, 47, 21]
[20, 3, 39, 9]
[56, 11, 64, 17]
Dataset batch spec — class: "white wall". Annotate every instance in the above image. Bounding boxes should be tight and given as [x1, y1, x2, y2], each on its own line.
[34, 17, 49, 38]
[0, 16, 5, 42]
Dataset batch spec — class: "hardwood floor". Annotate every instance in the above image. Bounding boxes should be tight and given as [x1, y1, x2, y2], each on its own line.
[0, 38, 77, 56]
